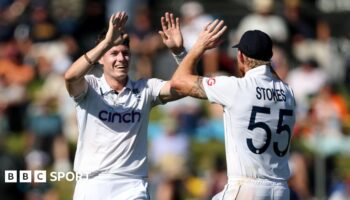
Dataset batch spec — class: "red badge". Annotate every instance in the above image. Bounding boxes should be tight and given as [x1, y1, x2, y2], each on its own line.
[207, 78, 216, 86]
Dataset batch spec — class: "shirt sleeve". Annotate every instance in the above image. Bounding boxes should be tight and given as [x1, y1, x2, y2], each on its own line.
[202, 76, 237, 107]
[147, 78, 167, 107]
[73, 75, 96, 103]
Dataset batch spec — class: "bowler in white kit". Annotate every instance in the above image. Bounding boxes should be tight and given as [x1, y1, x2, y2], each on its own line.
[64, 12, 185, 200]
[170, 20, 296, 199]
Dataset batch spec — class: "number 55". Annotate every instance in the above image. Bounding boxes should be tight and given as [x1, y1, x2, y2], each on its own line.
[247, 106, 293, 157]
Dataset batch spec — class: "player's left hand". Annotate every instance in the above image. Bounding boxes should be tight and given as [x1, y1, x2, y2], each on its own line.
[159, 12, 184, 55]
[194, 19, 227, 51]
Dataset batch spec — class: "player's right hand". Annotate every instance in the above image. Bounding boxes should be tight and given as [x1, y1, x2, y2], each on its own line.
[105, 11, 128, 47]
[159, 12, 184, 55]
[194, 19, 227, 51]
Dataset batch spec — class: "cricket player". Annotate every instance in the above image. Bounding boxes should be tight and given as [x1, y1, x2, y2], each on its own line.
[170, 20, 296, 199]
[64, 12, 185, 200]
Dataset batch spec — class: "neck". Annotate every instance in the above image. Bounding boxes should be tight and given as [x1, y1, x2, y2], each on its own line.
[242, 63, 267, 76]
[105, 74, 128, 92]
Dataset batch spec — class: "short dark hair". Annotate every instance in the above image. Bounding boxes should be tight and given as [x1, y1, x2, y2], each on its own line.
[95, 28, 129, 47]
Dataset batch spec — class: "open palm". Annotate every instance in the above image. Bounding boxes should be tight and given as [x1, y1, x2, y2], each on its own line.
[194, 19, 227, 51]
[105, 11, 128, 47]
[159, 12, 184, 54]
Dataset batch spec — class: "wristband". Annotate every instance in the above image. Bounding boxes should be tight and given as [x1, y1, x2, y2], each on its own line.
[172, 50, 187, 64]
[84, 53, 95, 65]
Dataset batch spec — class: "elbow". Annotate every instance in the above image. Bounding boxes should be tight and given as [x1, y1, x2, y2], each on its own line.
[64, 69, 79, 83]
[170, 78, 186, 94]
[64, 71, 73, 82]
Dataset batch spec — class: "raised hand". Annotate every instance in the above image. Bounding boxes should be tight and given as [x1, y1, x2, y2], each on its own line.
[105, 11, 128, 47]
[159, 12, 184, 54]
[194, 19, 227, 51]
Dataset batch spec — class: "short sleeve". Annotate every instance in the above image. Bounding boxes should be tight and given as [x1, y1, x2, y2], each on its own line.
[203, 76, 237, 107]
[73, 75, 96, 103]
[147, 78, 166, 106]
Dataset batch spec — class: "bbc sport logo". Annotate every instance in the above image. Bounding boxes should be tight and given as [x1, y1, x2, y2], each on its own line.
[4, 170, 89, 183]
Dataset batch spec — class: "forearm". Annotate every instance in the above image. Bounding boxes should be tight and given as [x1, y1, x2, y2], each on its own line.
[64, 41, 111, 82]
[172, 47, 204, 81]
[171, 47, 206, 97]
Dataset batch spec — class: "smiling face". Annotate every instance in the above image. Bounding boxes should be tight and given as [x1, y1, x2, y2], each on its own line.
[100, 44, 130, 82]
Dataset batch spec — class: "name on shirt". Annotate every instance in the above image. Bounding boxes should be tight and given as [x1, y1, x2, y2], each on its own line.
[256, 87, 286, 102]
[98, 110, 141, 123]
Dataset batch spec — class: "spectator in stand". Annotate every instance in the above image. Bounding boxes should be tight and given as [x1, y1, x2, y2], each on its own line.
[195, 101, 225, 142]
[310, 83, 348, 137]
[0, 40, 35, 133]
[283, 0, 315, 48]
[235, 0, 289, 45]
[271, 46, 290, 81]
[128, 6, 164, 79]
[286, 59, 327, 118]
[292, 20, 346, 83]
[28, 0, 58, 42]
[180, 1, 219, 76]
[51, 0, 84, 35]
[150, 117, 189, 177]
[288, 152, 312, 200]
[150, 117, 189, 200]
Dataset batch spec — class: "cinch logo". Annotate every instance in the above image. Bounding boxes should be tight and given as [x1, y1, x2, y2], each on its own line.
[98, 110, 141, 123]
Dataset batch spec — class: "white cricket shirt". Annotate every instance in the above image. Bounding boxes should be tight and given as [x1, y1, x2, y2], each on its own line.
[203, 65, 296, 181]
[72, 74, 165, 178]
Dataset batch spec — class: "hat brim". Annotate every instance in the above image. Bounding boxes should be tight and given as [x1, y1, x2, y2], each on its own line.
[232, 43, 239, 48]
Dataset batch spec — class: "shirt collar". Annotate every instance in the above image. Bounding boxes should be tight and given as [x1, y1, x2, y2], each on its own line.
[245, 65, 271, 77]
[99, 74, 133, 95]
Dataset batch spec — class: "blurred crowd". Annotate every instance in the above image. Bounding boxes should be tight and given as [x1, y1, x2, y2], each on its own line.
[0, 0, 350, 199]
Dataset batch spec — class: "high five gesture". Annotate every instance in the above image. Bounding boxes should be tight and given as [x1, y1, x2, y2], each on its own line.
[159, 12, 184, 55]
[170, 19, 227, 99]
[193, 19, 227, 51]
[105, 11, 129, 47]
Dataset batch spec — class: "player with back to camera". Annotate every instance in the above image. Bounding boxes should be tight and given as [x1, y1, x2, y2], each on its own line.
[64, 11, 187, 200]
[170, 17, 296, 199]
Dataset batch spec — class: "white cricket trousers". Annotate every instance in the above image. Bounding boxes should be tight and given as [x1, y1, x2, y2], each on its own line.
[73, 174, 149, 200]
[212, 178, 289, 200]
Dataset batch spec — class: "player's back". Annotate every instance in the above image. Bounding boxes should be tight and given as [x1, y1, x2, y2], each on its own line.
[228, 65, 295, 181]
[203, 65, 296, 182]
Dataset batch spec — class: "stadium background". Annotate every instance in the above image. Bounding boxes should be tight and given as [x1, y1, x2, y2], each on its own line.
[0, 0, 350, 199]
